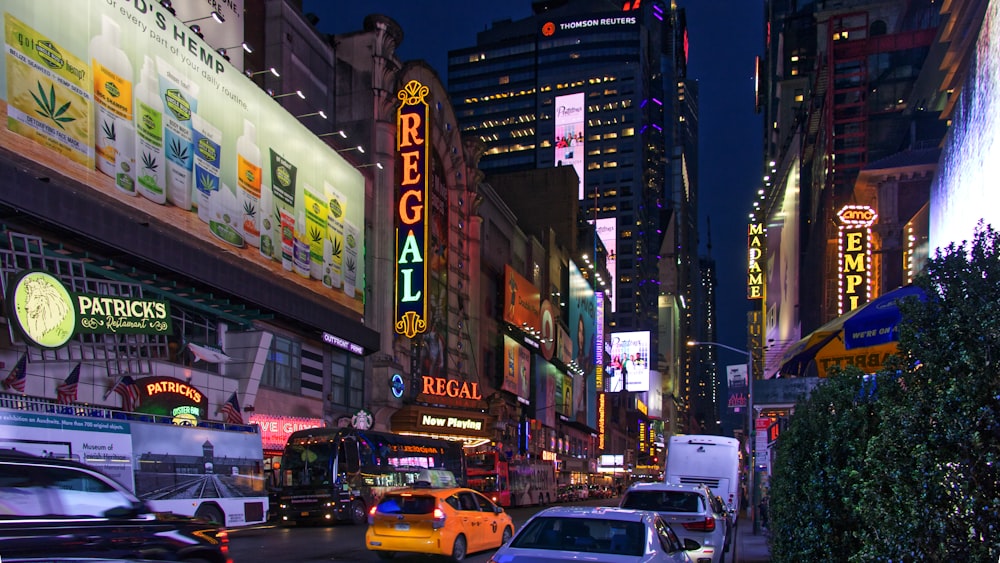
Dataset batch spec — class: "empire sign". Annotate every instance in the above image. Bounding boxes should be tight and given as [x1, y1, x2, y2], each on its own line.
[837, 205, 877, 314]
[394, 80, 430, 338]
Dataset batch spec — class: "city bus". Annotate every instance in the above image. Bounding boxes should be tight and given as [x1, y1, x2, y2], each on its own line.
[276, 427, 465, 525]
[465, 450, 556, 507]
[664, 434, 742, 513]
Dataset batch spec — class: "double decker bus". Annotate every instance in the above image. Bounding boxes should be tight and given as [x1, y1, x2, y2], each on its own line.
[465, 450, 556, 507]
[276, 427, 464, 525]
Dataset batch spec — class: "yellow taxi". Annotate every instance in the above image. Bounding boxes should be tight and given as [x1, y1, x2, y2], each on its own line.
[365, 471, 515, 561]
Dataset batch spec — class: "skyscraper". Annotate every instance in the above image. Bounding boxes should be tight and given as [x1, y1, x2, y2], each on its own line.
[449, 0, 701, 430]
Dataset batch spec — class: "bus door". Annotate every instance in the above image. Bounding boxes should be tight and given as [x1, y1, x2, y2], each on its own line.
[338, 436, 361, 504]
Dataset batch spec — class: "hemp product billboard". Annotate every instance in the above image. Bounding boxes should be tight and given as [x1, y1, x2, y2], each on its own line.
[0, 0, 365, 315]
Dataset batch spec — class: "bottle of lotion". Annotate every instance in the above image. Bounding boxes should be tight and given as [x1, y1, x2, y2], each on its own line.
[134, 56, 165, 203]
[293, 209, 311, 278]
[236, 119, 262, 248]
[90, 15, 134, 182]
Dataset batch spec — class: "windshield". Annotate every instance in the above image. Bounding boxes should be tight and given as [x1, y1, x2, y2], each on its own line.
[621, 490, 704, 513]
[282, 440, 336, 487]
[512, 516, 646, 556]
[465, 453, 497, 470]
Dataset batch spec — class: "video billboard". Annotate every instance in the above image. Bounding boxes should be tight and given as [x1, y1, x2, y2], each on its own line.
[0, 0, 365, 315]
[605, 330, 650, 392]
[591, 217, 617, 312]
[568, 261, 595, 427]
[554, 92, 585, 199]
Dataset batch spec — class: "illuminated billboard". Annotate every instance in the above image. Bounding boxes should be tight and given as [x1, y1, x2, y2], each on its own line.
[394, 79, 430, 338]
[0, 1, 366, 315]
[930, 0, 1000, 252]
[605, 330, 650, 392]
[591, 217, 617, 312]
[554, 92, 585, 199]
[568, 261, 595, 425]
[502, 264, 541, 332]
[502, 334, 532, 404]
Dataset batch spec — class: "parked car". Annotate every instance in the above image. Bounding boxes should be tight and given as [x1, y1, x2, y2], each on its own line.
[0, 449, 231, 563]
[619, 481, 730, 563]
[365, 479, 514, 561]
[487, 505, 698, 562]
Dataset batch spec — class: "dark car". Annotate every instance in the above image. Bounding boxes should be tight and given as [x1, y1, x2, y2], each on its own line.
[0, 449, 230, 563]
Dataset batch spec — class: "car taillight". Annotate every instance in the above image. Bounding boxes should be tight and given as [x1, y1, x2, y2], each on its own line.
[368, 504, 377, 525]
[432, 507, 446, 530]
[682, 517, 716, 532]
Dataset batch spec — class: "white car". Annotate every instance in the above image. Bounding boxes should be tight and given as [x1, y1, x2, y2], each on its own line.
[619, 482, 730, 563]
[488, 505, 697, 563]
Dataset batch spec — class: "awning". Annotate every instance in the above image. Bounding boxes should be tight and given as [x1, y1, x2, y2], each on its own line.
[843, 285, 926, 349]
[187, 342, 233, 363]
[778, 285, 924, 377]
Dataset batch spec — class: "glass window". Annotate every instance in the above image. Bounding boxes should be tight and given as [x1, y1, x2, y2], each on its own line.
[458, 491, 481, 511]
[330, 350, 365, 409]
[46, 467, 135, 517]
[261, 335, 301, 393]
[377, 494, 436, 515]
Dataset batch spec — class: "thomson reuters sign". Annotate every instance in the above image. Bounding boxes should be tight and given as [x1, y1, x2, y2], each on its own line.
[541, 15, 637, 36]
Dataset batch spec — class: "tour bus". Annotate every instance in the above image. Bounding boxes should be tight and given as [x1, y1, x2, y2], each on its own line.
[664, 434, 742, 513]
[465, 449, 557, 507]
[276, 427, 465, 525]
[0, 404, 267, 527]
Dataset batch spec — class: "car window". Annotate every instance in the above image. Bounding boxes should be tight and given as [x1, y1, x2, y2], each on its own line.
[46, 467, 136, 517]
[0, 465, 55, 517]
[621, 490, 703, 513]
[511, 516, 645, 555]
[457, 491, 481, 511]
[444, 494, 460, 510]
[377, 494, 437, 515]
[473, 491, 496, 512]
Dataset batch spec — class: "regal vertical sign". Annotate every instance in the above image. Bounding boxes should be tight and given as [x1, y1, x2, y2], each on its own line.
[394, 80, 430, 338]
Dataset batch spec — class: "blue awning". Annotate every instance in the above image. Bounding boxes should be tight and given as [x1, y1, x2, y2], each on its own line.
[842, 285, 926, 350]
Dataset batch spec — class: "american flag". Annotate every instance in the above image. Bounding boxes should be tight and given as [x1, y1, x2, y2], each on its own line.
[2, 354, 27, 393]
[220, 391, 243, 424]
[57, 364, 81, 404]
[104, 375, 140, 412]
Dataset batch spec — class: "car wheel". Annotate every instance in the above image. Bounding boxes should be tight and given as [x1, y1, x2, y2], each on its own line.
[194, 504, 224, 525]
[350, 500, 367, 525]
[451, 534, 467, 561]
[375, 551, 395, 560]
[502, 526, 513, 545]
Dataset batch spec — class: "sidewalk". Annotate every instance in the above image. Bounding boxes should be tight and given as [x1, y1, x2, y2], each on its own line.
[733, 514, 770, 562]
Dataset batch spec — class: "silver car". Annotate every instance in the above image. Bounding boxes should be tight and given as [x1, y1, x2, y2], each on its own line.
[488, 506, 697, 563]
[619, 482, 730, 563]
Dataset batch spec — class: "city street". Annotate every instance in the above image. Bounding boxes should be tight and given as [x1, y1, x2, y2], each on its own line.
[228, 498, 770, 562]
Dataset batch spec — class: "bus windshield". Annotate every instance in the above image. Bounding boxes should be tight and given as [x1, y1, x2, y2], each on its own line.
[282, 439, 336, 487]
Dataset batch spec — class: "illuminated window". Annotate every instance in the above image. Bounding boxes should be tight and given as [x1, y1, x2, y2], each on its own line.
[499, 75, 509, 85]
[622, 128, 635, 136]
[794, 89, 804, 102]
[790, 67, 799, 76]
[603, 132, 618, 139]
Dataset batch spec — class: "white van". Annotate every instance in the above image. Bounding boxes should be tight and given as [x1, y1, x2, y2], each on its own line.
[664, 435, 742, 513]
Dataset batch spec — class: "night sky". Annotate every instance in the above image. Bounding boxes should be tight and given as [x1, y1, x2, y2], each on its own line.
[303, 0, 764, 364]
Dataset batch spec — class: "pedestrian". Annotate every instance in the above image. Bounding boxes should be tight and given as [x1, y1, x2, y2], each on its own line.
[758, 494, 769, 529]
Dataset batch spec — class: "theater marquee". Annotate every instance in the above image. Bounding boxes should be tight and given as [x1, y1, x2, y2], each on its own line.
[394, 80, 430, 339]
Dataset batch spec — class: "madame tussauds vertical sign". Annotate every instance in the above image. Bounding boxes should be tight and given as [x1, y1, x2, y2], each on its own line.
[394, 80, 430, 338]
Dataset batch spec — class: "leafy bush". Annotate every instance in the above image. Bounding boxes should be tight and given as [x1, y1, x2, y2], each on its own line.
[770, 222, 1000, 561]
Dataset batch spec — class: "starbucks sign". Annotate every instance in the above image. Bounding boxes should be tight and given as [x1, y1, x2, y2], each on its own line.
[6, 270, 173, 349]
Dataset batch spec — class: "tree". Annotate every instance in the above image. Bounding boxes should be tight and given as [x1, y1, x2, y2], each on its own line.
[771, 223, 1000, 561]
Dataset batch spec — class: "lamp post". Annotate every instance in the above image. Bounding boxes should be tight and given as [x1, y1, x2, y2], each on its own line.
[686, 340, 757, 533]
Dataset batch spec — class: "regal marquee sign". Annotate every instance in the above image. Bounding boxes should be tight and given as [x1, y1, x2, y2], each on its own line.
[394, 80, 430, 338]
[837, 205, 877, 314]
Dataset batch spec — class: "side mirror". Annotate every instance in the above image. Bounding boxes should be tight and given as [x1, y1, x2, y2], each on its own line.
[494, 505, 504, 514]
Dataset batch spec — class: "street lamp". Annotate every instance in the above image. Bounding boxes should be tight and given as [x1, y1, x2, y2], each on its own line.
[686, 340, 758, 533]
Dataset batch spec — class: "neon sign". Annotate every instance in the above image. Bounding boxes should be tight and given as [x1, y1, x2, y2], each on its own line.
[837, 205, 877, 313]
[747, 222, 764, 299]
[394, 80, 430, 338]
[421, 375, 482, 400]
